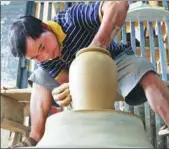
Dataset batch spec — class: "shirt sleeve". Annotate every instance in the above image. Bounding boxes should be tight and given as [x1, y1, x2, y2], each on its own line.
[67, 2, 103, 31]
[28, 67, 59, 92]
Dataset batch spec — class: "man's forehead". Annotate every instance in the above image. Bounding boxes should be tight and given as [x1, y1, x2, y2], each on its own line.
[26, 37, 40, 55]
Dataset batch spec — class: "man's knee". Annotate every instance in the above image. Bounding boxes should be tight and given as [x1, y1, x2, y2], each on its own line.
[139, 71, 169, 113]
[139, 71, 159, 88]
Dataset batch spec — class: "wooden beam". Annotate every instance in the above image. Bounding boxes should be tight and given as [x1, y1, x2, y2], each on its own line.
[1, 96, 25, 123]
[1, 88, 31, 102]
[1, 118, 29, 135]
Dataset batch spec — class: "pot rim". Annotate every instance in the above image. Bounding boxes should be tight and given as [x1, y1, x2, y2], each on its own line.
[76, 47, 111, 57]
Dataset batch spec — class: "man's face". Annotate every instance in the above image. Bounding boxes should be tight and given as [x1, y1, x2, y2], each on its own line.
[25, 30, 61, 62]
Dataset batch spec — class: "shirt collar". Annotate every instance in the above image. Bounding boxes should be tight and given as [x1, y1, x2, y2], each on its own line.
[44, 21, 67, 48]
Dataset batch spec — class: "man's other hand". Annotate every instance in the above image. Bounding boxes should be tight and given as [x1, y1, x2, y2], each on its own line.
[52, 83, 72, 107]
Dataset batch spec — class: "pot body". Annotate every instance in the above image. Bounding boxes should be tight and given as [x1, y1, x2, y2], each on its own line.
[37, 110, 153, 148]
[69, 47, 118, 110]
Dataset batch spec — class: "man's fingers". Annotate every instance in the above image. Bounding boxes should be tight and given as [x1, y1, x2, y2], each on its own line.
[52, 83, 69, 95]
[53, 89, 70, 101]
[56, 95, 72, 107]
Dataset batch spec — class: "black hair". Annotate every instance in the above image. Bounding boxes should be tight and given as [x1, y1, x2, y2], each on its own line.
[9, 15, 45, 58]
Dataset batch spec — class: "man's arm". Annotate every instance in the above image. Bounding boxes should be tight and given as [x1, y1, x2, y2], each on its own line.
[91, 1, 129, 48]
[29, 83, 53, 141]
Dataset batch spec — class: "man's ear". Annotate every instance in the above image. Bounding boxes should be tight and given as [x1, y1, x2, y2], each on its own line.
[41, 22, 51, 31]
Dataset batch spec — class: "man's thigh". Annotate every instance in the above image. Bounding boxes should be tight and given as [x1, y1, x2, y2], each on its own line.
[115, 51, 156, 106]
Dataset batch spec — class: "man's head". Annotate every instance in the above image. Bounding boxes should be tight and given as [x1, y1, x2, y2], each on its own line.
[9, 16, 60, 62]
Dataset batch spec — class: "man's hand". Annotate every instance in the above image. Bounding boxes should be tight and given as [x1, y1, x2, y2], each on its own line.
[52, 83, 72, 107]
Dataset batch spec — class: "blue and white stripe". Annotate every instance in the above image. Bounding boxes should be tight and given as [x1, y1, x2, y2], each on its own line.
[39, 2, 132, 78]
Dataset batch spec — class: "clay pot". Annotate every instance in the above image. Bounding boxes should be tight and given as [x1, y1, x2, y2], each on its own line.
[36, 110, 153, 148]
[69, 47, 118, 110]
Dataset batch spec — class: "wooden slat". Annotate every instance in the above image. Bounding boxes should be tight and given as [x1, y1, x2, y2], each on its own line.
[134, 104, 145, 125]
[56, 2, 61, 14]
[162, 0, 169, 9]
[43, 1, 49, 21]
[114, 101, 120, 111]
[51, 3, 56, 19]
[147, 22, 157, 70]
[114, 36, 118, 43]
[133, 20, 146, 126]
[118, 32, 122, 44]
[124, 102, 134, 114]
[155, 114, 166, 148]
[128, 0, 133, 4]
[122, 24, 127, 44]
[144, 102, 156, 147]
[156, 14, 168, 147]
[130, 22, 136, 54]
[60, 2, 65, 11]
[157, 22, 168, 80]
[64, 2, 70, 9]
[124, 0, 135, 114]
[162, 1, 169, 147]
[166, 21, 169, 51]
[139, 21, 146, 58]
[47, 2, 52, 20]
[35, 2, 40, 18]
[39, 2, 44, 20]
[149, 1, 159, 7]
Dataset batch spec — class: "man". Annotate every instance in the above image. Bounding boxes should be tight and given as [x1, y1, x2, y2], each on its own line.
[9, 1, 169, 147]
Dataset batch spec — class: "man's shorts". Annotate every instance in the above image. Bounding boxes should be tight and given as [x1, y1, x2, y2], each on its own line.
[28, 49, 156, 106]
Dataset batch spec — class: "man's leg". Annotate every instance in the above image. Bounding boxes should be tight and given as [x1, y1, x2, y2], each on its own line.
[139, 71, 169, 128]
[115, 50, 169, 135]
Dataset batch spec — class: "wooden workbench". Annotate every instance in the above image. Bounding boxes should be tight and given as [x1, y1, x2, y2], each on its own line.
[1, 88, 32, 145]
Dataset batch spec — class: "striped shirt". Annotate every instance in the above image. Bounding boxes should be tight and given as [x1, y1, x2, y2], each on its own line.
[38, 2, 132, 79]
